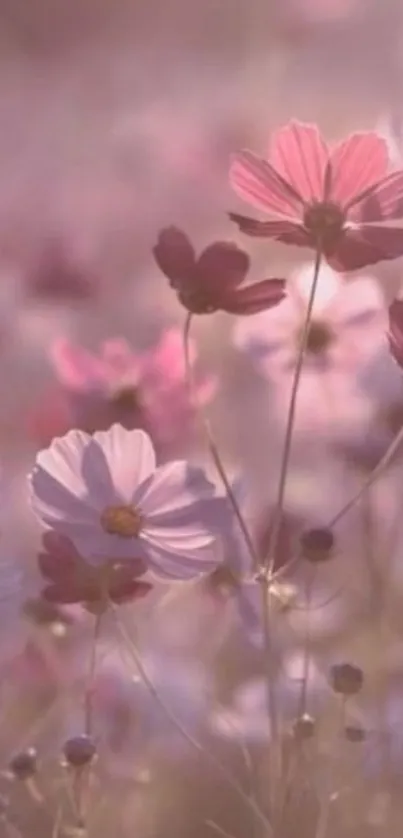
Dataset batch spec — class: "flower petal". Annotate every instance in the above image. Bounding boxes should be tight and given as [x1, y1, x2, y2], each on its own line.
[223, 279, 286, 315]
[153, 227, 196, 287]
[388, 299, 403, 369]
[329, 133, 389, 207]
[230, 150, 303, 218]
[110, 579, 153, 603]
[141, 534, 219, 580]
[229, 213, 310, 246]
[89, 425, 156, 504]
[328, 226, 403, 271]
[352, 171, 403, 222]
[136, 461, 215, 521]
[196, 242, 249, 291]
[50, 339, 105, 392]
[29, 430, 96, 526]
[270, 121, 329, 202]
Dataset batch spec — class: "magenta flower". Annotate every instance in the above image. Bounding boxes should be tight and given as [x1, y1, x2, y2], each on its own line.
[153, 227, 286, 315]
[51, 337, 143, 398]
[230, 121, 403, 271]
[29, 424, 225, 579]
[388, 298, 403, 368]
[51, 330, 217, 443]
[37, 531, 152, 608]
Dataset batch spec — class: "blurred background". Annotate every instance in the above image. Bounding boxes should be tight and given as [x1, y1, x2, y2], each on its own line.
[2, 1, 403, 836]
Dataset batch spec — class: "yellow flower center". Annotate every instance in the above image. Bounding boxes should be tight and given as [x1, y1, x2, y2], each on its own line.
[100, 505, 143, 538]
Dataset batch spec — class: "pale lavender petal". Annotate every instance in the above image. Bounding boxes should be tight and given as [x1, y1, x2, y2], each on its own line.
[134, 461, 214, 519]
[29, 430, 96, 525]
[92, 425, 156, 503]
[142, 535, 219, 580]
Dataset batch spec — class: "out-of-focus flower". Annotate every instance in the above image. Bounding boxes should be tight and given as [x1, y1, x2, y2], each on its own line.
[51, 329, 217, 444]
[51, 337, 143, 399]
[37, 531, 152, 608]
[211, 653, 328, 743]
[26, 386, 75, 448]
[234, 262, 385, 378]
[153, 227, 286, 315]
[29, 424, 225, 579]
[27, 237, 96, 302]
[388, 298, 403, 368]
[230, 121, 403, 271]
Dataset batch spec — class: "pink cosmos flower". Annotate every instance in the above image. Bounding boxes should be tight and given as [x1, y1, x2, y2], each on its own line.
[388, 298, 403, 369]
[29, 424, 225, 579]
[153, 227, 286, 314]
[230, 121, 403, 271]
[37, 531, 152, 608]
[51, 329, 216, 443]
[234, 261, 385, 377]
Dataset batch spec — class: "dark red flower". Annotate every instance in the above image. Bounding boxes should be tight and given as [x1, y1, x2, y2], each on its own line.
[230, 121, 403, 271]
[388, 298, 403, 368]
[153, 227, 286, 315]
[37, 532, 152, 609]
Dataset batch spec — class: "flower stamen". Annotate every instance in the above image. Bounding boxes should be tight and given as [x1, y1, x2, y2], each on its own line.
[100, 505, 143, 537]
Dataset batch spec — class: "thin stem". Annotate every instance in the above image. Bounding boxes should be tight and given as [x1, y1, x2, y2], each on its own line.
[183, 313, 259, 570]
[327, 423, 403, 529]
[113, 607, 273, 836]
[84, 611, 103, 735]
[259, 575, 280, 823]
[263, 247, 322, 571]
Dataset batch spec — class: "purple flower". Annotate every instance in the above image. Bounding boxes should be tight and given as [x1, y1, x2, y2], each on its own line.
[29, 424, 225, 580]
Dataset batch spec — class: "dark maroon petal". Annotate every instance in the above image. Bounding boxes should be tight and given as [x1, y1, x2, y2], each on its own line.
[328, 225, 403, 271]
[153, 227, 196, 287]
[42, 583, 83, 604]
[270, 122, 329, 202]
[329, 133, 388, 208]
[195, 242, 249, 292]
[37, 550, 77, 582]
[388, 299, 403, 369]
[223, 279, 286, 315]
[229, 213, 310, 248]
[110, 580, 153, 604]
[41, 531, 79, 558]
[230, 150, 303, 217]
[351, 171, 403, 222]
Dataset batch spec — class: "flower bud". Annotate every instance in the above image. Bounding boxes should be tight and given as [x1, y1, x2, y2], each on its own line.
[63, 735, 96, 768]
[292, 713, 316, 740]
[300, 528, 334, 563]
[9, 748, 37, 780]
[330, 663, 364, 696]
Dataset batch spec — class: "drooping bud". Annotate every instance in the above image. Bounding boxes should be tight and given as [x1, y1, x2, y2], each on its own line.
[330, 663, 364, 696]
[9, 748, 37, 781]
[300, 527, 334, 563]
[63, 735, 96, 768]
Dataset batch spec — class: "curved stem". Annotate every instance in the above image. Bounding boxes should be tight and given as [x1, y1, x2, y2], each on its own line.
[327, 424, 403, 529]
[262, 248, 322, 572]
[183, 313, 259, 570]
[113, 608, 273, 836]
[84, 611, 103, 735]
